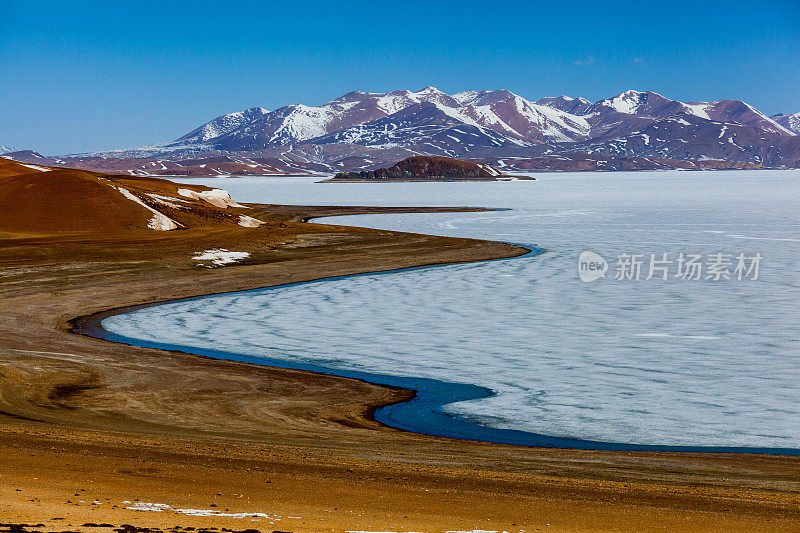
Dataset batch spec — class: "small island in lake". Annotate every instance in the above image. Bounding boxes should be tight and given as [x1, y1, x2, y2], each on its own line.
[324, 156, 535, 182]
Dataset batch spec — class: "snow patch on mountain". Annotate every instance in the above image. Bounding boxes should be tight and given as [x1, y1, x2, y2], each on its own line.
[772, 112, 800, 135]
[0, 145, 21, 154]
[177, 107, 270, 143]
[600, 90, 651, 114]
[268, 104, 342, 143]
[510, 96, 591, 141]
[683, 102, 711, 119]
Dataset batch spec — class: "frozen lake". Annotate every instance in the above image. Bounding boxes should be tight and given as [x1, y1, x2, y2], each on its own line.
[103, 170, 800, 450]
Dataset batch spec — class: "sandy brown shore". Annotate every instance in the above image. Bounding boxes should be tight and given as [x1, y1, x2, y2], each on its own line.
[1, 203, 799, 532]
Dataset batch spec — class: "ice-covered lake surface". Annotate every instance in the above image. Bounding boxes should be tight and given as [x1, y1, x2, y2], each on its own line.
[104, 170, 800, 450]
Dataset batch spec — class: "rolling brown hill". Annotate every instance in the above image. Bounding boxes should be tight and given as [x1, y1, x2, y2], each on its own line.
[0, 157, 263, 235]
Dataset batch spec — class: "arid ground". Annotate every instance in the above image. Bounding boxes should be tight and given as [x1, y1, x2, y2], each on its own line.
[0, 160, 798, 532]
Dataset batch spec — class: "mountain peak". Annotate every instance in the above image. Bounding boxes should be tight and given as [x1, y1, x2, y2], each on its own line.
[454, 89, 520, 107]
[333, 90, 369, 103]
[595, 90, 676, 116]
[535, 95, 593, 115]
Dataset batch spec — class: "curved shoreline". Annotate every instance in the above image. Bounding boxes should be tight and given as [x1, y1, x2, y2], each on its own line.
[71, 241, 800, 456]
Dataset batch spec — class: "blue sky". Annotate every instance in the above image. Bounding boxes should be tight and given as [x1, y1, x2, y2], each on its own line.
[1, 0, 798, 154]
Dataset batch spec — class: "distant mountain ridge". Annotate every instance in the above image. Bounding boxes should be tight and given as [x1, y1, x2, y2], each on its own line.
[13, 88, 799, 173]
[771, 112, 800, 135]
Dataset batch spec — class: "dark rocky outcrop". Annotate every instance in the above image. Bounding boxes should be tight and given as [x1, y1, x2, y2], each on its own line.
[328, 156, 527, 182]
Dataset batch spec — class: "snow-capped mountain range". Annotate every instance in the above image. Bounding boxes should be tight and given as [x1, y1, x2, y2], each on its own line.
[8, 88, 799, 173]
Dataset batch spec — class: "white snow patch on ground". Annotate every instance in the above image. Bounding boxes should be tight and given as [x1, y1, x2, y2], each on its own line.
[193, 249, 250, 266]
[238, 215, 264, 227]
[125, 502, 279, 520]
[477, 163, 501, 176]
[115, 187, 180, 231]
[125, 502, 170, 512]
[20, 163, 51, 172]
[147, 193, 190, 209]
[177, 188, 245, 208]
[172, 508, 275, 518]
[445, 530, 510, 533]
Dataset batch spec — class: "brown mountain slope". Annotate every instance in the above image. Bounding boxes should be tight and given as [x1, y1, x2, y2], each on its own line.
[0, 158, 262, 235]
[0, 158, 52, 178]
[0, 167, 152, 233]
